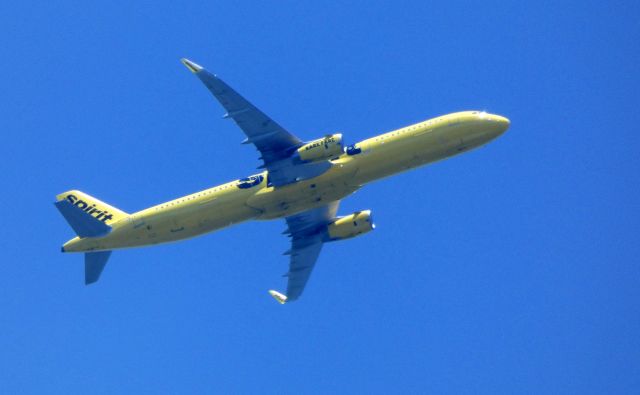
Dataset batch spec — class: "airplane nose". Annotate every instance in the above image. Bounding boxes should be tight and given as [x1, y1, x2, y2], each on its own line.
[496, 115, 510, 133]
[477, 111, 510, 135]
[487, 114, 510, 136]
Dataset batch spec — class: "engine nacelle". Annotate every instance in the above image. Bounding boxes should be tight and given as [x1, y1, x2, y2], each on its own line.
[327, 210, 375, 241]
[296, 133, 343, 162]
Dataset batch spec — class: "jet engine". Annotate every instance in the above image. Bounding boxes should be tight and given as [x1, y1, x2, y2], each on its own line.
[296, 133, 343, 162]
[327, 210, 375, 241]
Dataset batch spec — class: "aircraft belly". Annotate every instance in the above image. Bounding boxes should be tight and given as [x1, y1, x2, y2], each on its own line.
[62, 115, 505, 255]
[80, 195, 261, 251]
[247, 165, 359, 220]
[349, 137, 439, 184]
[350, 123, 484, 185]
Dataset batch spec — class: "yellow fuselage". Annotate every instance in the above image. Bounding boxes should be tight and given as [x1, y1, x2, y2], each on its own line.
[63, 111, 509, 253]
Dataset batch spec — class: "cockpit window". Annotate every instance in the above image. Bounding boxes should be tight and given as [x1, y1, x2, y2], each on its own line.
[346, 144, 362, 155]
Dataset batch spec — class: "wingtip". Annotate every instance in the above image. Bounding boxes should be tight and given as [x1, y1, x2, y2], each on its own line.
[180, 58, 203, 73]
[268, 290, 288, 304]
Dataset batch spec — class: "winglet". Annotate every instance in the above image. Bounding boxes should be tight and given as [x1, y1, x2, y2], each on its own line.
[180, 58, 203, 73]
[268, 290, 288, 304]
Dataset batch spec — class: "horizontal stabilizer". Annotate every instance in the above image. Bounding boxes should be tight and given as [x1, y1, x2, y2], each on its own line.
[268, 290, 288, 304]
[85, 251, 112, 284]
[55, 200, 112, 238]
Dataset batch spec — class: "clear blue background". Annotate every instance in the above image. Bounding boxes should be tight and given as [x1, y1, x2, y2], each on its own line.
[2, 1, 639, 393]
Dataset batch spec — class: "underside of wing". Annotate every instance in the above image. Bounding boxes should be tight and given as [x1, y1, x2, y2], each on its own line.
[181, 59, 300, 160]
[270, 202, 340, 303]
[181, 58, 334, 187]
[283, 236, 324, 301]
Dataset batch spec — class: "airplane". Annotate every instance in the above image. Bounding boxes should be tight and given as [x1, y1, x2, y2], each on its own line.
[55, 58, 509, 304]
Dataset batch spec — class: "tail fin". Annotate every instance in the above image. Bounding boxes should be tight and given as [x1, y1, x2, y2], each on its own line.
[54, 190, 122, 284]
[55, 190, 128, 237]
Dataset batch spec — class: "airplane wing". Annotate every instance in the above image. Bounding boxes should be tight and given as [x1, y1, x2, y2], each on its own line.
[181, 58, 332, 186]
[270, 201, 340, 303]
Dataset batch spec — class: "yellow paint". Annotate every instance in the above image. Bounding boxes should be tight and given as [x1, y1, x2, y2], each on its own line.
[296, 134, 343, 162]
[327, 210, 374, 240]
[59, 111, 509, 253]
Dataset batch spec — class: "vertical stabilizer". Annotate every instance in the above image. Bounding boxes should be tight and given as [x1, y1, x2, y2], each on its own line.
[55, 200, 112, 238]
[54, 190, 128, 238]
[56, 190, 128, 225]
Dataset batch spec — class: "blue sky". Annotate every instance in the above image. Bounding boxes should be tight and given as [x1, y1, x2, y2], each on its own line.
[2, 1, 639, 393]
